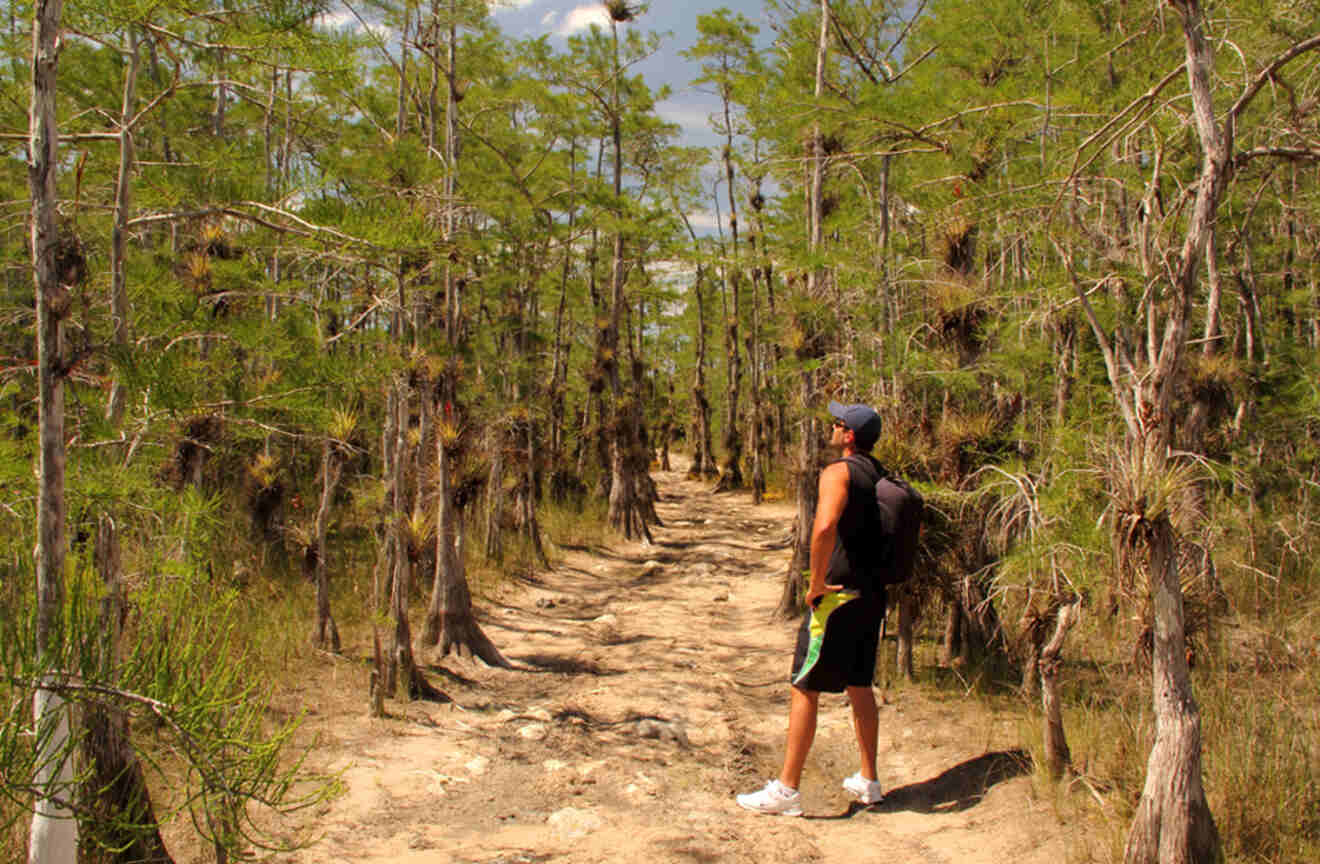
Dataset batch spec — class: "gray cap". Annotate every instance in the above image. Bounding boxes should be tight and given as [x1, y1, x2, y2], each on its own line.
[828, 400, 881, 451]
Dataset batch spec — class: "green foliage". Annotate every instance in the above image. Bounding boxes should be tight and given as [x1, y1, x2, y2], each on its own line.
[3, 0, 1319, 856]
[0, 557, 331, 858]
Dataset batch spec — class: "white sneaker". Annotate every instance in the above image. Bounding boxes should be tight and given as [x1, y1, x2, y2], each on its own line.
[736, 779, 803, 816]
[842, 772, 884, 805]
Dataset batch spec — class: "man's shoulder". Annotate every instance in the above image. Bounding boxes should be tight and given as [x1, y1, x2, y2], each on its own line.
[820, 460, 850, 486]
[839, 453, 885, 478]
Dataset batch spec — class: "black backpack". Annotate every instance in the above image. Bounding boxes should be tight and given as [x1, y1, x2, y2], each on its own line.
[845, 455, 924, 586]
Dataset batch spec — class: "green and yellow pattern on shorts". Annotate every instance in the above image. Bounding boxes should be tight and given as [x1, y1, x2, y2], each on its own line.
[791, 590, 859, 688]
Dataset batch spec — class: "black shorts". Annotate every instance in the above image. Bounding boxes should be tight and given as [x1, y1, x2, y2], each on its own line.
[790, 591, 884, 693]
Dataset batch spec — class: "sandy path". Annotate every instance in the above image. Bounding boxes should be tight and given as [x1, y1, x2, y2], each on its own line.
[267, 462, 1076, 864]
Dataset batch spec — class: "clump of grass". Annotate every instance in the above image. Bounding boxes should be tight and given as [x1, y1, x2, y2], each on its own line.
[1201, 646, 1320, 862]
[540, 490, 611, 551]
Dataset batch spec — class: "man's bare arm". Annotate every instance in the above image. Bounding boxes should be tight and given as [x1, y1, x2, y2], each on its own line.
[807, 462, 849, 606]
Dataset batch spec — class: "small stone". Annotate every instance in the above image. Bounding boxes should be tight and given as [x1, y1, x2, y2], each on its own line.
[465, 756, 489, 776]
[527, 707, 553, 722]
[535, 597, 556, 609]
[547, 806, 602, 840]
[518, 723, 548, 741]
[636, 718, 690, 747]
[712, 591, 730, 602]
[543, 759, 568, 772]
[592, 613, 617, 626]
[496, 709, 517, 723]
[578, 760, 606, 777]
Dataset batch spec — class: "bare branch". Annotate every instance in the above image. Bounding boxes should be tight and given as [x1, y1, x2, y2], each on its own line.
[1052, 237, 1140, 438]
[1234, 145, 1320, 166]
[1227, 34, 1320, 128]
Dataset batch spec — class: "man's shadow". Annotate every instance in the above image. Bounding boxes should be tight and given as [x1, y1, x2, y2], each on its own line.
[814, 749, 1031, 820]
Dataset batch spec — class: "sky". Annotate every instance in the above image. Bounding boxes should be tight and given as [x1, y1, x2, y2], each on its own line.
[488, 1, 776, 232]
[486, 1, 771, 155]
[322, 1, 778, 232]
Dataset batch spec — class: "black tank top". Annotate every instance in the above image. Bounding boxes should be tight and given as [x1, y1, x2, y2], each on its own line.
[827, 454, 886, 598]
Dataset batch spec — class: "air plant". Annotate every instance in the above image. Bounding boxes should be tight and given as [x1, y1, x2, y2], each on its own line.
[605, 1, 643, 23]
[328, 408, 358, 449]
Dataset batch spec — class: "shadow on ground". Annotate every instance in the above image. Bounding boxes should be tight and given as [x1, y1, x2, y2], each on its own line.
[816, 749, 1031, 819]
[882, 749, 1031, 813]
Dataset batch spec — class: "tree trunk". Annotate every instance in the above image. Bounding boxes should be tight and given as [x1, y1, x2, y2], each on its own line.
[441, 2, 462, 349]
[386, 385, 414, 697]
[960, 573, 1008, 665]
[1116, 3, 1248, 855]
[748, 171, 777, 490]
[483, 431, 504, 561]
[521, 419, 550, 569]
[688, 263, 717, 479]
[1183, 228, 1223, 451]
[387, 386, 447, 702]
[715, 140, 744, 491]
[1052, 315, 1075, 426]
[549, 139, 577, 466]
[896, 587, 916, 682]
[373, 386, 398, 700]
[82, 518, 173, 864]
[212, 45, 227, 138]
[748, 226, 764, 504]
[30, 0, 77, 857]
[1021, 624, 1044, 700]
[625, 297, 661, 533]
[423, 401, 511, 667]
[778, 0, 830, 619]
[396, 10, 409, 139]
[312, 439, 342, 652]
[939, 597, 962, 667]
[389, 543, 423, 698]
[604, 17, 647, 540]
[105, 26, 139, 426]
[1123, 517, 1220, 863]
[1040, 602, 1079, 780]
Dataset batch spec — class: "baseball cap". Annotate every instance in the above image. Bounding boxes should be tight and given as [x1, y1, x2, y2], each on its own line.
[828, 400, 881, 451]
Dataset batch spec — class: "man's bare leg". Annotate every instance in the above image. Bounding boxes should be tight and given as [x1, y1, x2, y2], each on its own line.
[779, 686, 819, 789]
[846, 684, 878, 781]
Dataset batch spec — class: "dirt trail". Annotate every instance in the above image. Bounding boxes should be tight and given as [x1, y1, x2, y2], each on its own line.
[268, 461, 1076, 864]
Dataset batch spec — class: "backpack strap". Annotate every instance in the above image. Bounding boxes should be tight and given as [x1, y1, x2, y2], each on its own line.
[842, 453, 885, 484]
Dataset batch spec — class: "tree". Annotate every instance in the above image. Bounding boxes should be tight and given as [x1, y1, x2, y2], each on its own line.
[556, 4, 663, 540]
[28, 0, 77, 857]
[685, 8, 763, 492]
[310, 410, 354, 652]
[778, 0, 832, 617]
[602, 2, 650, 539]
[1082, 4, 1320, 861]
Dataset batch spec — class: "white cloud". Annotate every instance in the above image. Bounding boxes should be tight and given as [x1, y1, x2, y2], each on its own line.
[541, 10, 558, 27]
[317, 9, 356, 30]
[686, 210, 720, 232]
[657, 102, 714, 134]
[317, 5, 391, 40]
[557, 4, 610, 36]
[487, 0, 539, 11]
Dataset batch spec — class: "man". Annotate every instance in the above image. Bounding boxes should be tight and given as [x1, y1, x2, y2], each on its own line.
[736, 401, 888, 816]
